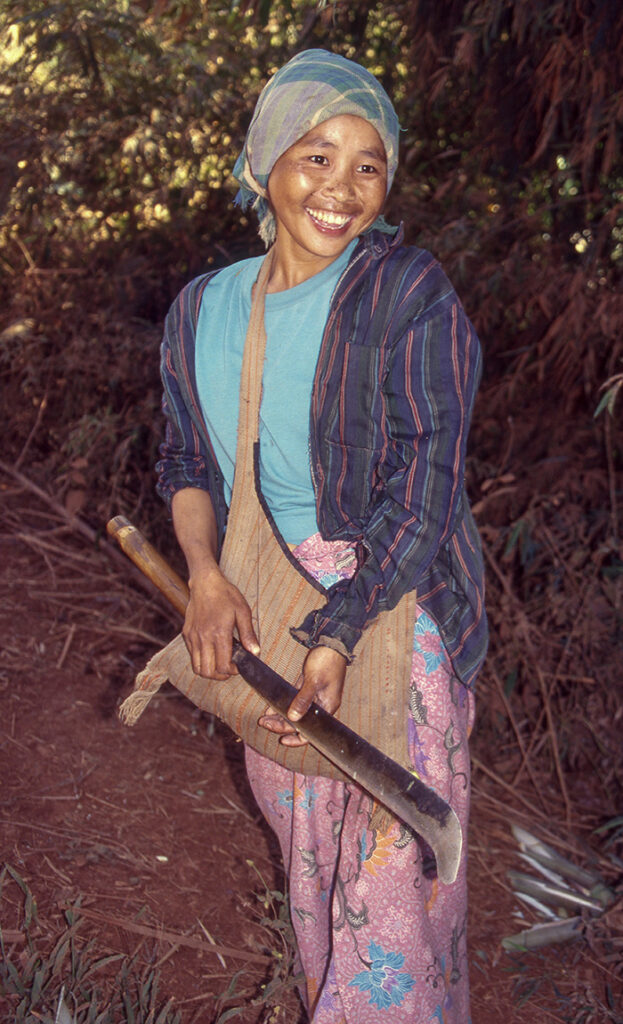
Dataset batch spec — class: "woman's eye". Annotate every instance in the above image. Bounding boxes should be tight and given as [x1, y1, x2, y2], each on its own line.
[309, 154, 328, 165]
[359, 164, 378, 174]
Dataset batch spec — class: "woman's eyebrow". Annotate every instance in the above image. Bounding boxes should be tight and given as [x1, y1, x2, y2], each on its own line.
[359, 146, 386, 163]
[299, 136, 337, 150]
[299, 137, 386, 162]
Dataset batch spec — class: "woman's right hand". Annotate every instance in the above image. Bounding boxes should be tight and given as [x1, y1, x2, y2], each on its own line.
[183, 566, 260, 679]
[170, 488, 260, 679]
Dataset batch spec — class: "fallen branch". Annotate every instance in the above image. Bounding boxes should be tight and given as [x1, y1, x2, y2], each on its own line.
[71, 906, 271, 965]
[0, 460, 179, 626]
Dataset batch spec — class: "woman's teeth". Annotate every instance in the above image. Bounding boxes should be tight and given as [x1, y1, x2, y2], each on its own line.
[306, 208, 351, 227]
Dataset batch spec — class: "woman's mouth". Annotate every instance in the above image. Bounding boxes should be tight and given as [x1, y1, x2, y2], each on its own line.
[305, 207, 354, 233]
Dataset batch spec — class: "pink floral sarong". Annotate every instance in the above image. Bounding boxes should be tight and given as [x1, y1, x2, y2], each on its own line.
[245, 533, 475, 1023]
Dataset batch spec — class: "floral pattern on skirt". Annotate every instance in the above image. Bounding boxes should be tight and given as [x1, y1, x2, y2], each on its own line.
[245, 532, 475, 1023]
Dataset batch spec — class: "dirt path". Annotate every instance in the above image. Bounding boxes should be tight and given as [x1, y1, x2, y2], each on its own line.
[0, 486, 618, 1022]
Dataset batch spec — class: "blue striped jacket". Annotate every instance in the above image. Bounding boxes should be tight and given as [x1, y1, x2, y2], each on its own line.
[156, 227, 488, 688]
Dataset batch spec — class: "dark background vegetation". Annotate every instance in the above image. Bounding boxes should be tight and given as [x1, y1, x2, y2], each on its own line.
[1, 0, 622, 1019]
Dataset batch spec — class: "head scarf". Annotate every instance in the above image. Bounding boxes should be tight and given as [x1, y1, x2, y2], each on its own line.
[232, 49, 400, 246]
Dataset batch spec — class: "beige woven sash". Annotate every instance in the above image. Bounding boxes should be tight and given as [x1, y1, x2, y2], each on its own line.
[122, 249, 417, 780]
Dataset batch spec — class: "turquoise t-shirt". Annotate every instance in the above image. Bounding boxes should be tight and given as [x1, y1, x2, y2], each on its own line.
[195, 242, 356, 545]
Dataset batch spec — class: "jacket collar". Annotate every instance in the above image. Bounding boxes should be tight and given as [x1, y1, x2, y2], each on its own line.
[328, 223, 405, 314]
[357, 222, 405, 260]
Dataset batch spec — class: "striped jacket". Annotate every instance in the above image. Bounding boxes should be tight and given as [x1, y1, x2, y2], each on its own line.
[157, 227, 488, 688]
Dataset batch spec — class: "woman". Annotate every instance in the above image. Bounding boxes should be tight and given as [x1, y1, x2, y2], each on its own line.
[157, 49, 487, 1023]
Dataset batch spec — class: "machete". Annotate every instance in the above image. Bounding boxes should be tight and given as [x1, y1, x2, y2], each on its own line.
[107, 515, 462, 884]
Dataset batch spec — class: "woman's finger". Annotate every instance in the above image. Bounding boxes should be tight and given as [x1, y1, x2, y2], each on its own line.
[235, 603, 261, 657]
[286, 676, 319, 721]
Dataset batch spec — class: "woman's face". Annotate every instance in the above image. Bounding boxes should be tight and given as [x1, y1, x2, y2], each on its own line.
[267, 114, 387, 284]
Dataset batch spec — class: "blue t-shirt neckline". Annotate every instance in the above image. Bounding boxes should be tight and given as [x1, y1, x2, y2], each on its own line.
[195, 241, 356, 545]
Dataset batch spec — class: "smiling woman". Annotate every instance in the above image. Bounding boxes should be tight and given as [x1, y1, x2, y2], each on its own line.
[154, 48, 488, 1024]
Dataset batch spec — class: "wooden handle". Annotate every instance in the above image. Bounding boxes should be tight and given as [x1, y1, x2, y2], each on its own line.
[107, 515, 189, 617]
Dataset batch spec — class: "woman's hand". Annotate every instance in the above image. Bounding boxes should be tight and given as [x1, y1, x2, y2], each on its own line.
[170, 489, 260, 679]
[184, 566, 260, 679]
[258, 645, 347, 746]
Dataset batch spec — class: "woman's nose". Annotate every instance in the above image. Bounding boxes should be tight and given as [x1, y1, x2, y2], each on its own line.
[322, 170, 355, 198]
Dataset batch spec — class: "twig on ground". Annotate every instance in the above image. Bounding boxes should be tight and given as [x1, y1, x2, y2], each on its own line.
[16, 530, 104, 566]
[472, 757, 557, 817]
[55, 623, 77, 669]
[5, 818, 152, 870]
[0, 460, 181, 624]
[15, 390, 49, 472]
[489, 665, 547, 811]
[523, 628, 573, 827]
[512, 585, 589, 788]
[72, 906, 271, 964]
[197, 918, 228, 969]
[482, 542, 573, 826]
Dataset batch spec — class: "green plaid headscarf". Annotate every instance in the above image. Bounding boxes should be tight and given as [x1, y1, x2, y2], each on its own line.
[233, 49, 400, 246]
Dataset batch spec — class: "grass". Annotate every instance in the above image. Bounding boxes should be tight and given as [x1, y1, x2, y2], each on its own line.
[0, 862, 304, 1024]
[0, 864, 181, 1023]
[211, 861, 304, 1023]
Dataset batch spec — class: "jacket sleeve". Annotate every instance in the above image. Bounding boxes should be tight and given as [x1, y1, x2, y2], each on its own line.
[296, 296, 482, 657]
[155, 289, 212, 506]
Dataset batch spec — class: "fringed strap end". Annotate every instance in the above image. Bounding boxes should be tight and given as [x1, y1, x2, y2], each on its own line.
[118, 665, 168, 725]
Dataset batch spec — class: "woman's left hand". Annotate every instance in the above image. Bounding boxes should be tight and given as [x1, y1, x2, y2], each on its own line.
[258, 646, 347, 747]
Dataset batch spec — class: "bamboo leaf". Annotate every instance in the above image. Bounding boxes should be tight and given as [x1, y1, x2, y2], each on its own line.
[30, 963, 47, 1006]
[594, 380, 622, 418]
[51, 938, 71, 977]
[82, 953, 124, 979]
[216, 1009, 246, 1024]
[4, 957, 26, 995]
[55, 986, 77, 1024]
[594, 815, 623, 835]
[504, 519, 524, 558]
[154, 999, 178, 1024]
[6, 865, 30, 897]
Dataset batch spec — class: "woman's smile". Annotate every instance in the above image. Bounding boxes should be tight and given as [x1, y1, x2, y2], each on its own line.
[304, 207, 354, 231]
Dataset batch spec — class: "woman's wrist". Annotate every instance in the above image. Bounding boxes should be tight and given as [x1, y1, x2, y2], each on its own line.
[313, 634, 352, 663]
[187, 560, 223, 591]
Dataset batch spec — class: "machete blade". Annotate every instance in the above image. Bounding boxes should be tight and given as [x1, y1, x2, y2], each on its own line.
[232, 643, 462, 885]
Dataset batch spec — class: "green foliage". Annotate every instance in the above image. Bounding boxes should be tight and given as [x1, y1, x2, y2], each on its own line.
[594, 374, 623, 418]
[0, 0, 417, 277]
[0, 0, 620, 533]
[195, 860, 304, 1022]
[0, 1, 262, 265]
[2, 0, 621, 278]
[1, 860, 303, 1022]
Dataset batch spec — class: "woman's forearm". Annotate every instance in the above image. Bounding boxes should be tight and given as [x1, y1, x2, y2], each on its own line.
[171, 487, 220, 584]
